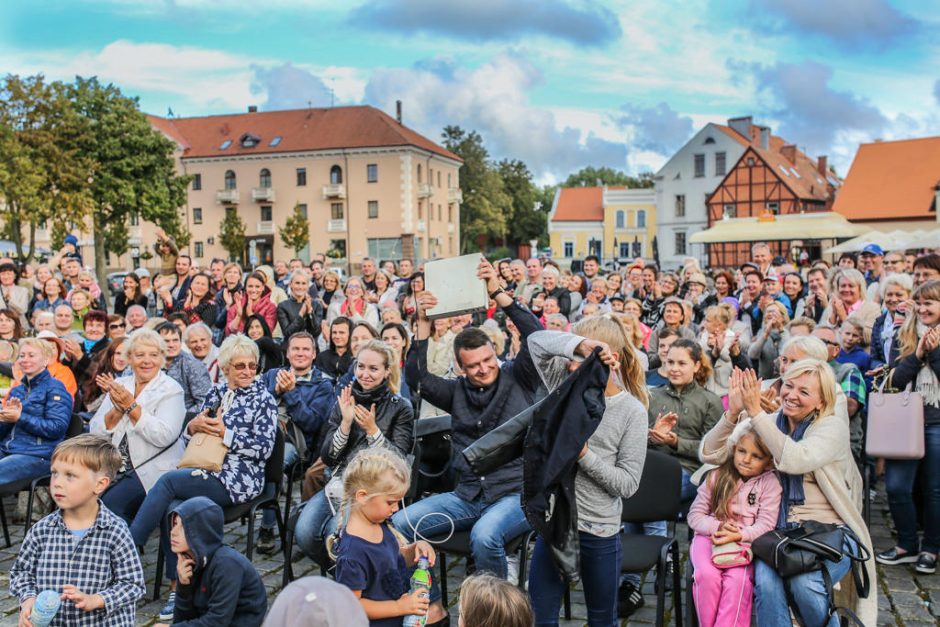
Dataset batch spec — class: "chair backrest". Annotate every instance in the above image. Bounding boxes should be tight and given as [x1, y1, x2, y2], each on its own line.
[264, 429, 285, 493]
[621, 450, 683, 524]
[66, 412, 85, 439]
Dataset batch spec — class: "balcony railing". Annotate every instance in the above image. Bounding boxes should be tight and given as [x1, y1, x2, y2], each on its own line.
[256, 221, 274, 235]
[448, 187, 463, 203]
[327, 219, 346, 232]
[216, 189, 239, 203]
[252, 187, 276, 202]
[322, 184, 346, 199]
[417, 183, 432, 199]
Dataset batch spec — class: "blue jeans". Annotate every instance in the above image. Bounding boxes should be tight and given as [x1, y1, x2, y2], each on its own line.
[392, 491, 531, 578]
[129, 469, 233, 583]
[102, 471, 146, 526]
[261, 442, 297, 531]
[885, 423, 940, 554]
[530, 531, 621, 626]
[755, 535, 856, 627]
[294, 489, 341, 566]
[0, 454, 50, 485]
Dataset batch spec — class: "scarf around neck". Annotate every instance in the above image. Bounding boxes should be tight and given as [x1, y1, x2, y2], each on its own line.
[351, 379, 389, 408]
[775, 409, 816, 528]
[915, 321, 940, 407]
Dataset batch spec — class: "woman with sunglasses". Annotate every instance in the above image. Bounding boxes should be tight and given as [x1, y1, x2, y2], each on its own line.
[129, 333, 277, 620]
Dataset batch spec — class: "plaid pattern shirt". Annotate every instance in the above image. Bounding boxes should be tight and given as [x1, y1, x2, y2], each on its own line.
[10, 503, 144, 626]
[837, 363, 868, 409]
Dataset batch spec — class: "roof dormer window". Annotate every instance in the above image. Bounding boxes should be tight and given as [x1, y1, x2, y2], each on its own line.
[704, 137, 716, 145]
[240, 133, 261, 148]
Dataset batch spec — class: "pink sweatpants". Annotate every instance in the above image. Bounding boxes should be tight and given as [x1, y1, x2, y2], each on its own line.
[689, 534, 754, 627]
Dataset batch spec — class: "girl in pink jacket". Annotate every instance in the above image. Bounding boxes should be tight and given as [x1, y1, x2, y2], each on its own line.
[688, 419, 781, 627]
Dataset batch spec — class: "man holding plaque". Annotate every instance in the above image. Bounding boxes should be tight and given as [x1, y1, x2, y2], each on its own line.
[392, 256, 543, 626]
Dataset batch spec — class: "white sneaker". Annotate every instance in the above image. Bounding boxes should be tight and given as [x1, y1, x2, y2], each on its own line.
[506, 554, 520, 586]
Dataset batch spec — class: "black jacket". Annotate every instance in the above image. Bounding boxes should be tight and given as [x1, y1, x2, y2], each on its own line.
[276, 296, 324, 340]
[406, 301, 543, 504]
[320, 385, 415, 472]
[523, 350, 608, 581]
[171, 497, 266, 627]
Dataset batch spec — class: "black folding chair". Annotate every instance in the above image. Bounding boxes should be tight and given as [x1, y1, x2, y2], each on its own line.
[620, 450, 684, 627]
[153, 429, 286, 600]
[0, 412, 85, 547]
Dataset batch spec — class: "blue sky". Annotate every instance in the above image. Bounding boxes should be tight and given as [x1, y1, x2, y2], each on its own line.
[2, 0, 938, 183]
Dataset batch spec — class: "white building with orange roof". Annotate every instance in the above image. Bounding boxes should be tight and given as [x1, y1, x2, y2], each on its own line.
[653, 116, 757, 269]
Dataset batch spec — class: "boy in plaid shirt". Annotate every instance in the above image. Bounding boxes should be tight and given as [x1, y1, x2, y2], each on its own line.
[11, 434, 144, 626]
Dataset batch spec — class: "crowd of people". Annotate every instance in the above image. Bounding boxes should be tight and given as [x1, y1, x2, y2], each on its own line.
[3, 233, 939, 626]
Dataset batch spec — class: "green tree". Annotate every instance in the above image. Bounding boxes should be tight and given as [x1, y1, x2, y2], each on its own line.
[496, 159, 548, 246]
[442, 126, 508, 252]
[563, 166, 653, 189]
[220, 209, 246, 263]
[279, 203, 310, 256]
[66, 76, 191, 289]
[0, 74, 93, 264]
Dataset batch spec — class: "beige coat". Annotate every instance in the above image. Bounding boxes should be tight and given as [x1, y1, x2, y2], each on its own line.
[700, 411, 876, 626]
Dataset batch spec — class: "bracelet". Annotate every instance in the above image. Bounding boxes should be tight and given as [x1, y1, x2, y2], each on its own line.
[488, 287, 505, 299]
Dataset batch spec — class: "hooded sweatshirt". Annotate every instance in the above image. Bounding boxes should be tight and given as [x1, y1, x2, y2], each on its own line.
[170, 497, 267, 627]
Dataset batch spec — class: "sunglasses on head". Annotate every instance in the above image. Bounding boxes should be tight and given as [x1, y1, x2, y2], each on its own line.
[230, 361, 257, 371]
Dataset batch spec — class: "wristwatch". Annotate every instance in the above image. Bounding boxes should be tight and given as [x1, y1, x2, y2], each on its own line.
[488, 287, 505, 299]
[124, 401, 138, 415]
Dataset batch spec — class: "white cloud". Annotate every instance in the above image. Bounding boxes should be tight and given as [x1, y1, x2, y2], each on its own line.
[362, 54, 627, 181]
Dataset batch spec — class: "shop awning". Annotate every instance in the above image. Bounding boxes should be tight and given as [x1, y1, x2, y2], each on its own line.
[690, 212, 868, 244]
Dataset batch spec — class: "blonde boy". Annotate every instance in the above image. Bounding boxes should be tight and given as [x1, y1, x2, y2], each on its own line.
[10, 434, 144, 626]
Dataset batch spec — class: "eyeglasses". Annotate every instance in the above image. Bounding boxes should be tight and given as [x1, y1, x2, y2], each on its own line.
[109, 323, 126, 330]
[230, 362, 257, 371]
[819, 339, 840, 347]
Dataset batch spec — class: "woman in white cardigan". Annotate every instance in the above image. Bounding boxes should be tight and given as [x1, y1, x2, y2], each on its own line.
[700, 363, 876, 627]
[90, 329, 185, 525]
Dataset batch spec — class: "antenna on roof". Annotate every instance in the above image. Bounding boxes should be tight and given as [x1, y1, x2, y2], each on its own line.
[167, 107, 174, 119]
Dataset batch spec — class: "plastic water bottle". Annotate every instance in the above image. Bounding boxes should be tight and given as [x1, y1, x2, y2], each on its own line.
[30, 590, 60, 627]
[402, 556, 432, 627]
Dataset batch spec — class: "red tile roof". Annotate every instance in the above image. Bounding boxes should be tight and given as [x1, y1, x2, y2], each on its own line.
[147, 105, 461, 162]
[718, 122, 835, 201]
[552, 186, 629, 222]
[833, 137, 940, 220]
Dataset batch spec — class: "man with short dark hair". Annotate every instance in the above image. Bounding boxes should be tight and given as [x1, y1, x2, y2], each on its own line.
[308, 259, 325, 292]
[392, 257, 543, 624]
[399, 258, 414, 280]
[359, 257, 377, 293]
[208, 258, 225, 292]
[805, 267, 830, 323]
[259, 331, 333, 553]
[582, 254, 600, 280]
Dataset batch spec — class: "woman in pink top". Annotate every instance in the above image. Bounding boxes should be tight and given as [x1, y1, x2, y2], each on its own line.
[688, 418, 781, 627]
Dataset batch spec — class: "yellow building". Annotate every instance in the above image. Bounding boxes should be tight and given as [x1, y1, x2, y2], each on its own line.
[548, 186, 656, 264]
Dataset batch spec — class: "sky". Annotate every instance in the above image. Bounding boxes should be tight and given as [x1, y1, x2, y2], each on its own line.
[2, 0, 938, 183]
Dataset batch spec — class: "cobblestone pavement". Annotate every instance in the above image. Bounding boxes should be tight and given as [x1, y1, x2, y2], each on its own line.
[0, 486, 937, 625]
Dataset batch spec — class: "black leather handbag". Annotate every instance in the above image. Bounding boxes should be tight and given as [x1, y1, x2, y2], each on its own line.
[752, 521, 870, 626]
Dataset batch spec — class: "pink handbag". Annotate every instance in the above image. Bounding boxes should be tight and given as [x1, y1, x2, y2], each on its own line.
[711, 541, 752, 569]
[866, 379, 924, 460]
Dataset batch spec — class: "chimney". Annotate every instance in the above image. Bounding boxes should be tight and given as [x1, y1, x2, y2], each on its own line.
[757, 126, 770, 150]
[817, 155, 828, 176]
[396, 100, 402, 125]
[781, 145, 797, 164]
[728, 116, 753, 139]
[248, 105, 258, 113]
